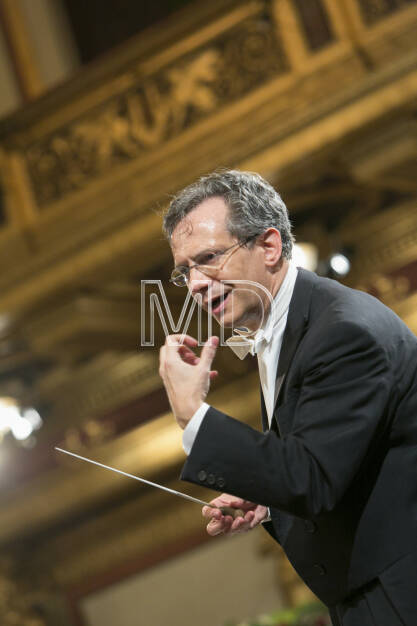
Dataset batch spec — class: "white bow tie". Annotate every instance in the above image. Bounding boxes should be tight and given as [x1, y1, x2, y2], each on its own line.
[225, 327, 267, 360]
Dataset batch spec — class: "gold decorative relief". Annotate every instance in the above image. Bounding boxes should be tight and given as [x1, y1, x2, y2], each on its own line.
[23, 17, 288, 206]
[357, 272, 411, 306]
[63, 418, 116, 453]
[0, 556, 73, 626]
[0, 559, 45, 626]
[35, 351, 160, 431]
[357, 0, 417, 25]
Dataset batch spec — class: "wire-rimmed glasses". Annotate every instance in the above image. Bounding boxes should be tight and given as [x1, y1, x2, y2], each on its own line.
[170, 236, 256, 287]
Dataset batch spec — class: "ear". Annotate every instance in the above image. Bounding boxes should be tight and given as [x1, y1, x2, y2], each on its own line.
[260, 228, 282, 268]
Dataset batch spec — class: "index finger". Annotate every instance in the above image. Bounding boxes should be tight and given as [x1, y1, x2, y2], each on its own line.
[202, 505, 221, 520]
[209, 496, 246, 509]
[165, 334, 198, 348]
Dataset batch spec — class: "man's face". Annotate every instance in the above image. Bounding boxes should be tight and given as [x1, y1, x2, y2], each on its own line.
[170, 197, 275, 330]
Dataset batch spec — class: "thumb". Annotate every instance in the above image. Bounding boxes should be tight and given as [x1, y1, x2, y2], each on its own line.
[200, 336, 219, 368]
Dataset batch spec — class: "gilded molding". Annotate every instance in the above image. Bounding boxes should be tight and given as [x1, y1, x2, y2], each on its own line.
[0, 0, 43, 100]
[357, 0, 417, 26]
[0, 558, 46, 625]
[343, 198, 417, 278]
[357, 273, 411, 306]
[0, 3, 415, 318]
[35, 351, 160, 434]
[23, 15, 287, 206]
[0, 555, 70, 626]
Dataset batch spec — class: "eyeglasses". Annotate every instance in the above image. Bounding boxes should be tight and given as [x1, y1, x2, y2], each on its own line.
[170, 236, 256, 287]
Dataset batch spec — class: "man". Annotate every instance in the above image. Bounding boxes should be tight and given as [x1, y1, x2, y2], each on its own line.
[158, 169, 417, 625]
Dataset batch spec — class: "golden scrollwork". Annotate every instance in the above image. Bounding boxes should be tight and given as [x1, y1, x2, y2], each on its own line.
[0, 559, 45, 626]
[23, 16, 288, 206]
[214, 18, 288, 100]
[357, 0, 417, 25]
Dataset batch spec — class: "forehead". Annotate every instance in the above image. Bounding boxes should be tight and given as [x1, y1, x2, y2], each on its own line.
[171, 196, 234, 261]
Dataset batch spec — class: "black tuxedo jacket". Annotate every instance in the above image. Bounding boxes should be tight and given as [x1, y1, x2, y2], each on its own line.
[181, 269, 417, 617]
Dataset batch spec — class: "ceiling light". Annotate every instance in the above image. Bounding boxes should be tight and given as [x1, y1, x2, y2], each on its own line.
[11, 417, 33, 441]
[0, 398, 42, 443]
[329, 253, 351, 277]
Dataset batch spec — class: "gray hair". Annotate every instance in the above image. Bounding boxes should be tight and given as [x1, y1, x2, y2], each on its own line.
[163, 169, 294, 259]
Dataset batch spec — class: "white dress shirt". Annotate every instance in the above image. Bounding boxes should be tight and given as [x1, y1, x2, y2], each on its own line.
[183, 262, 299, 454]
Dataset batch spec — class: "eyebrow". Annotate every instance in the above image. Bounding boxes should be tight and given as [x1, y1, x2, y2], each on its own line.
[174, 247, 221, 269]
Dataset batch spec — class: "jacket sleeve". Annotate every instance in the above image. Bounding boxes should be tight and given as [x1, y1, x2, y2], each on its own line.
[181, 321, 392, 519]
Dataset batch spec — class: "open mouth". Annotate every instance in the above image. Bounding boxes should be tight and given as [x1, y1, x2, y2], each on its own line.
[210, 292, 230, 315]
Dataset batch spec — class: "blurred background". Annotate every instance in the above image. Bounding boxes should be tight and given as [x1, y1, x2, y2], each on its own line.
[0, 1, 416, 625]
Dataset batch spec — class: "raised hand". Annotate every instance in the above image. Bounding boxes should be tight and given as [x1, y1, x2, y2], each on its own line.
[159, 334, 219, 429]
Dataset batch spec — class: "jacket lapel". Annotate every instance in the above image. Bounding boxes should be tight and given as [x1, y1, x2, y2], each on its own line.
[274, 269, 316, 410]
[260, 385, 268, 432]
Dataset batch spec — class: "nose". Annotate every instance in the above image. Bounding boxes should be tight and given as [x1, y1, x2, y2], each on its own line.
[189, 268, 212, 299]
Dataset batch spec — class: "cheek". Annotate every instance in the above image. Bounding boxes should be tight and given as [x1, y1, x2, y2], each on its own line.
[240, 287, 267, 316]
[230, 289, 257, 309]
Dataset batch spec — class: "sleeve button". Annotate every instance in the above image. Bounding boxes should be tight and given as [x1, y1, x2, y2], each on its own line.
[207, 474, 216, 485]
[197, 470, 207, 482]
[216, 477, 226, 489]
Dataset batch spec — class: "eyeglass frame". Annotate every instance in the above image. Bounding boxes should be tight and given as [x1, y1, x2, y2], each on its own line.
[169, 235, 258, 287]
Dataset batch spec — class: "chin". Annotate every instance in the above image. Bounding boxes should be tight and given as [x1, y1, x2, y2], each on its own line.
[213, 295, 255, 329]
